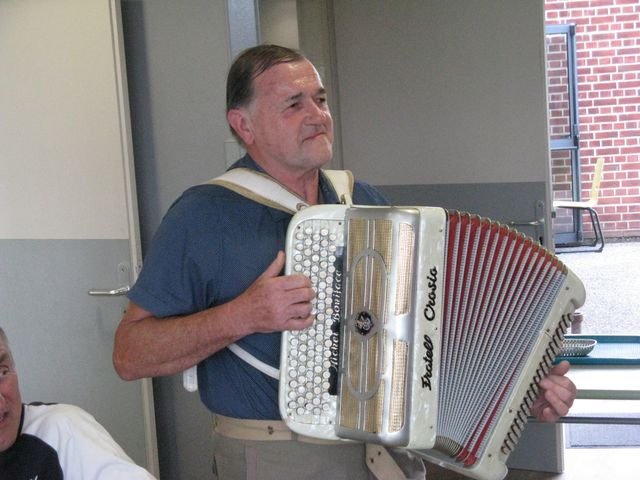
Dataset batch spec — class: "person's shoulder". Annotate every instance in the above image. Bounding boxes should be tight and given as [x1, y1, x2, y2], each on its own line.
[177, 183, 242, 207]
[157, 183, 248, 231]
[24, 403, 91, 431]
[23, 405, 157, 478]
[352, 178, 389, 206]
[23, 404, 111, 453]
[173, 182, 261, 213]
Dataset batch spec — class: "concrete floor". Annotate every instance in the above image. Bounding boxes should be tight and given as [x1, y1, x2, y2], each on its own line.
[556, 240, 640, 335]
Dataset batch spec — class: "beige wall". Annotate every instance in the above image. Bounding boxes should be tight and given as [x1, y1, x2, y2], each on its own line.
[0, 0, 130, 240]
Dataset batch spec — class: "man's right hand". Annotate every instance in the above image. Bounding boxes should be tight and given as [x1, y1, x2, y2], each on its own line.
[231, 251, 316, 334]
[113, 251, 315, 380]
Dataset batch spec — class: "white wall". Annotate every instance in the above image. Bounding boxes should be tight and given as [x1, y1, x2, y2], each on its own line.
[332, 0, 550, 186]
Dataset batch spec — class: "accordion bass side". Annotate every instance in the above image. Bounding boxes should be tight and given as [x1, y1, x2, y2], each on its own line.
[279, 205, 585, 480]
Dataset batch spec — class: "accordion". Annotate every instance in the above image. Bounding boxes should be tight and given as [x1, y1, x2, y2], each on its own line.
[278, 204, 585, 480]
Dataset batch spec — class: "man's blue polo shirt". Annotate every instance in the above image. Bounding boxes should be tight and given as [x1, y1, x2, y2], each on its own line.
[127, 155, 388, 419]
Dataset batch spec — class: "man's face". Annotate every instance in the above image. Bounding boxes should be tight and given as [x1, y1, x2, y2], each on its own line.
[240, 59, 334, 174]
[0, 339, 21, 452]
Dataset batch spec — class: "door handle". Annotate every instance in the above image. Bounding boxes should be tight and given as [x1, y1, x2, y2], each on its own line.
[509, 200, 547, 228]
[88, 285, 130, 296]
[509, 218, 545, 227]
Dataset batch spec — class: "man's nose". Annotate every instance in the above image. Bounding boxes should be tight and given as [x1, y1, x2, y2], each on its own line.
[305, 100, 328, 123]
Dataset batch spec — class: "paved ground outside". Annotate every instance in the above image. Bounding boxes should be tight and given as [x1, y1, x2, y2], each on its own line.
[557, 239, 640, 335]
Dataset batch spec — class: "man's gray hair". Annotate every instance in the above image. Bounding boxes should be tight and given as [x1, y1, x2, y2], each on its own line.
[226, 44, 307, 143]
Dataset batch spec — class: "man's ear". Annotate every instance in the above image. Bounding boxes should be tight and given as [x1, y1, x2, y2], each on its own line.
[227, 109, 254, 146]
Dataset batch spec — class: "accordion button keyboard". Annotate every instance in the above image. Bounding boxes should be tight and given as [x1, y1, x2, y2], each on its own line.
[284, 217, 344, 426]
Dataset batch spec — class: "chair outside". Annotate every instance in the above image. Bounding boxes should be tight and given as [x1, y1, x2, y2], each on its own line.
[554, 156, 605, 253]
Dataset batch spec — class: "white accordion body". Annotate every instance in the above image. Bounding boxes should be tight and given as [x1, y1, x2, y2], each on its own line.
[278, 204, 585, 480]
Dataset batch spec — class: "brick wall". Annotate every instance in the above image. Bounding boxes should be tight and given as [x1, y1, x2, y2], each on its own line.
[546, 0, 640, 239]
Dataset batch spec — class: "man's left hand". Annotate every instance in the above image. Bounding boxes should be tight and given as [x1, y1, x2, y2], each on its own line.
[531, 360, 576, 422]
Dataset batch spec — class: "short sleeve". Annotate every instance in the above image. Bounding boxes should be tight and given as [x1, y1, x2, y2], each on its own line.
[127, 187, 223, 317]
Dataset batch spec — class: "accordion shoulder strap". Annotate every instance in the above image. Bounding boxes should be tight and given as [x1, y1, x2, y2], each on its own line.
[227, 343, 279, 379]
[323, 169, 354, 205]
[366, 444, 412, 480]
[205, 168, 303, 213]
[184, 343, 280, 392]
[204, 167, 354, 212]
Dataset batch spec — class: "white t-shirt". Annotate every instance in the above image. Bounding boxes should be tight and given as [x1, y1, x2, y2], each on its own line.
[8, 403, 156, 480]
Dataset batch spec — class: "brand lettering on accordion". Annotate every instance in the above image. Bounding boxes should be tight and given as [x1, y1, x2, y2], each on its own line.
[328, 269, 342, 395]
[423, 266, 438, 321]
[421, 334, 435, 390]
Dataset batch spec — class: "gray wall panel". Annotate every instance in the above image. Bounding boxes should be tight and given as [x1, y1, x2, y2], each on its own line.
[121, 1, 229, 478]
[377, 182, 548, 245]
[121, 0, 231, 248]
[333, 0, 550, 187]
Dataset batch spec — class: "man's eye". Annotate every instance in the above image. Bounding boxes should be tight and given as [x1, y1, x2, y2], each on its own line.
[0, 367, 10, 378]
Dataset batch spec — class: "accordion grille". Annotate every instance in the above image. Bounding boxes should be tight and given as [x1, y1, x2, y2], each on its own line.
[389, 339, 408, 433]
[346, 218, 366, 305]
[339, 331, 385, 432]
[366, 331, 382, 432]
[340, 216, 396, 433]
[373, 219, 393, 313]
[339, 338, 359, 429]
[395, 223, 414, 315]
